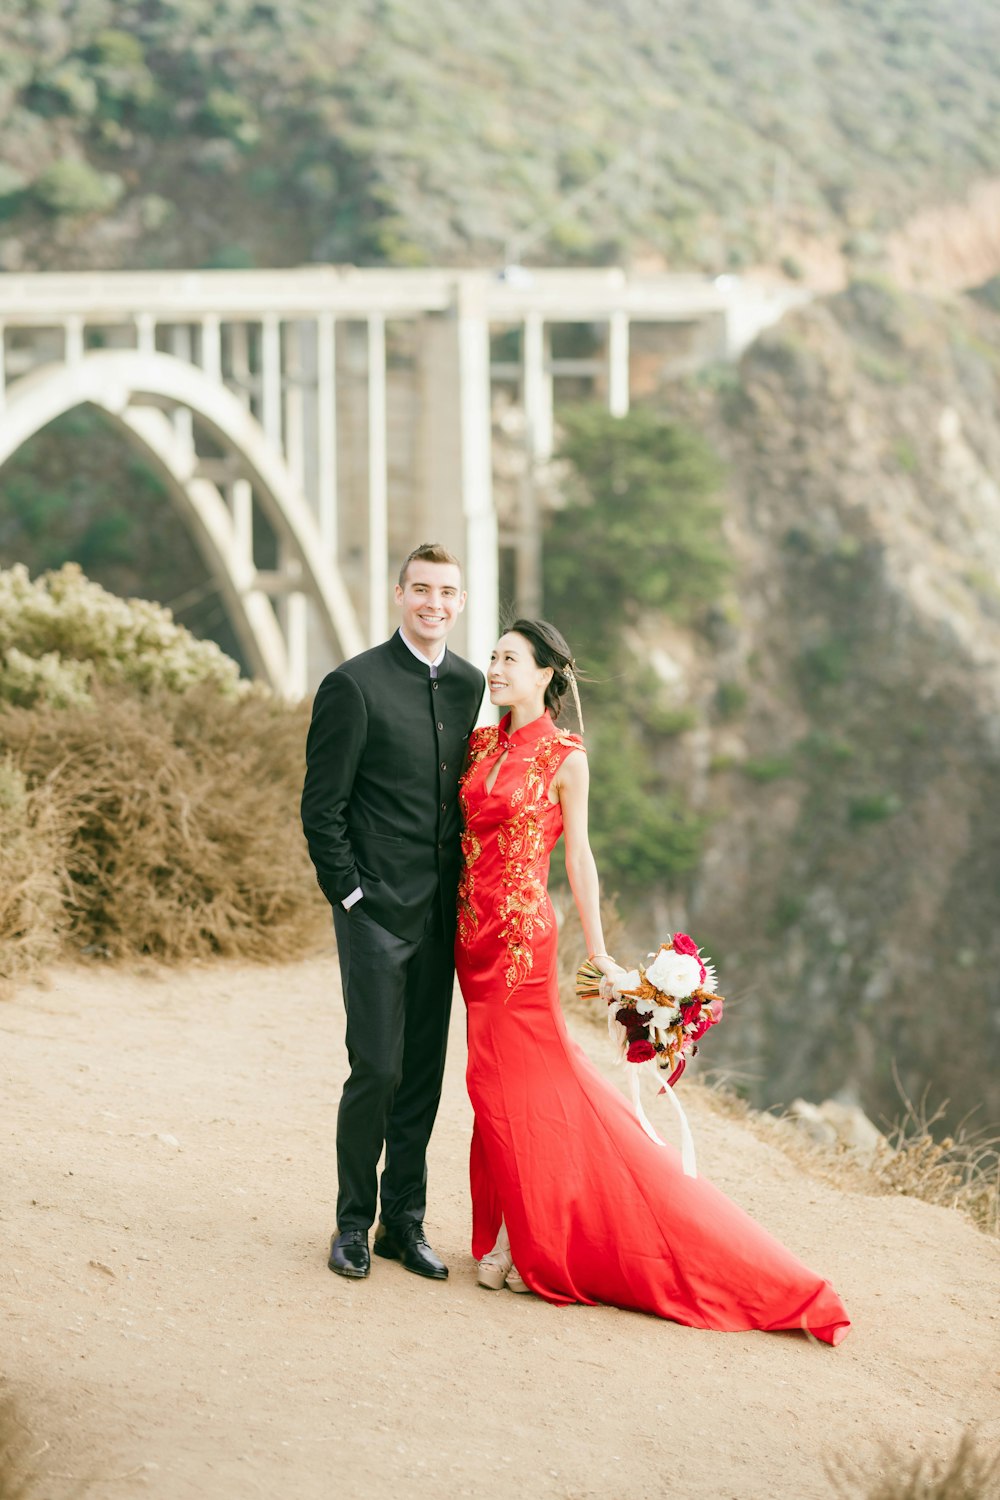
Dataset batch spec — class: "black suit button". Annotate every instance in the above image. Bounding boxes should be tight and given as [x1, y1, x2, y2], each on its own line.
[440, 761, 447, 771]
[432, 681, 439, 690]
[441, 802, 447, 811]
[437, 721, 444, 731]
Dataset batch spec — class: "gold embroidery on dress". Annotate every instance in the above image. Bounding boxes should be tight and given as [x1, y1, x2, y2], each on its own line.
[456, 726, 501, 946]
[496, 737, 570, 992]
[457, 728, 585, 995]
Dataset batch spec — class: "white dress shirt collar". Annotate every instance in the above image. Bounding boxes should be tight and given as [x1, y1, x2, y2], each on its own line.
[398, 628, 446, 677]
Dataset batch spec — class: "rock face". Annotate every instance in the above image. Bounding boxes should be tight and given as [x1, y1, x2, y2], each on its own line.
[787, 1098, 886, 1159]
[645, 279, 1000, 1132]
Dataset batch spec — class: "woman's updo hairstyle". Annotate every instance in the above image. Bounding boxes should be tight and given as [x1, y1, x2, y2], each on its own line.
[509, 618, 578, 723]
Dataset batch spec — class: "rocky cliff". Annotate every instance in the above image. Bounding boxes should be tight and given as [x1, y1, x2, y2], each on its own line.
[635, 278, 1000, 1131]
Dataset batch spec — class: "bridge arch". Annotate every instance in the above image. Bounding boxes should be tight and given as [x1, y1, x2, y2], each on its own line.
[0, 349, 365, 695]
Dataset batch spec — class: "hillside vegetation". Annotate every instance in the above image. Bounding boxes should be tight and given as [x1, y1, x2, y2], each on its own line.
[571, 274, 1000, 1134]
[1, 0, 999, 273]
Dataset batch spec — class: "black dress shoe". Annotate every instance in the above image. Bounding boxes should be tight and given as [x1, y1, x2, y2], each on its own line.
[328, 1228, 370, 1279]
[373, 1221, 448, 1280]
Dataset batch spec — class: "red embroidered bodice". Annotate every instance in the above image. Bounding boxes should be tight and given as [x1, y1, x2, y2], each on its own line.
[456, 710, 583, 996]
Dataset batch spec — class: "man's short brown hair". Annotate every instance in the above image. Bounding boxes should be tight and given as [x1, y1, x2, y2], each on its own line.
[398, 542, 463, 586]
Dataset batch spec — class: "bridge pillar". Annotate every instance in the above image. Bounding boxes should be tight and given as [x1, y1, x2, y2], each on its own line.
[523, 312, 554, 462]
[417, 283, 498, 676]
[367, 313, 389, 644]
[608, 310, 630, 417]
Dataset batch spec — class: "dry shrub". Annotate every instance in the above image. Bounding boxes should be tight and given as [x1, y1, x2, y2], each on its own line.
[0, 758, 65, 991]
[828, 1429, 1000, 1500]
[0, 685, 329, 964]
[865, 1071, 1000, 1236]
[868, 1126, 1000, 1236]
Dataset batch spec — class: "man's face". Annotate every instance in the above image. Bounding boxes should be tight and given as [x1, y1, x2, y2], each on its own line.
[395, 561, 466, 656]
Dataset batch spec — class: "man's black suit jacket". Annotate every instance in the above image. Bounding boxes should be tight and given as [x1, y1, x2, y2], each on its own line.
[301, 630, 485, 942]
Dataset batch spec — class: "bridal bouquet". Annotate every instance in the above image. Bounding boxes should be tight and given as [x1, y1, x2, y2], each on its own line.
[576, 933, 724, 1084]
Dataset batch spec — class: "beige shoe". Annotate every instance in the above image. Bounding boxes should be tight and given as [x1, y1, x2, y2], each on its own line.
[505, 1264, 532, 1294]
[477, 1248, 512, 1290]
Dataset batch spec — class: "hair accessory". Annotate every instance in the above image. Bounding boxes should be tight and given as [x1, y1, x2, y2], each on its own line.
[565, 666, 585, 733]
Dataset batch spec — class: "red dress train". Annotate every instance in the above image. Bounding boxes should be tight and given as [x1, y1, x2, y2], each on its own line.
[454, 711, 850, 1345]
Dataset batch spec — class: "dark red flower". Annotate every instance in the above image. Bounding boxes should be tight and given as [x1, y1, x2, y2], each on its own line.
[616, 1007, 649, 1038]
[627, 1038, 657, 1063]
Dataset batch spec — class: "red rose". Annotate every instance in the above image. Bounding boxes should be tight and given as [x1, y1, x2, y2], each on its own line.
[627, 1038, 657, 1064]
[672, 932, 707, 983]
[681, 1000, 703, 1026]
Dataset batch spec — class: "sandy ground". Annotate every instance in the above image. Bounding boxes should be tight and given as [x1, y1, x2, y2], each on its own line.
[2, 954, 998, 1500]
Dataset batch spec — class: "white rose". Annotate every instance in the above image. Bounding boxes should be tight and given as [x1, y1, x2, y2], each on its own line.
[644, 949, 702, 999]
[651, 1004, 680, 1029]
[613, 969, 643, 999]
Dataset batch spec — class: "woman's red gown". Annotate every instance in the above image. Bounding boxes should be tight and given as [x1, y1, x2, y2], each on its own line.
[454, 710, 850, 1344]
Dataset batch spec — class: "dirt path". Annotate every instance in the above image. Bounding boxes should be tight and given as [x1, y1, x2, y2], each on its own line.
[2, 956, 998, 1500]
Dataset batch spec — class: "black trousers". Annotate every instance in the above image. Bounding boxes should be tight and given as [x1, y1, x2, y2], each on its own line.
[331, 899, 454, 1232]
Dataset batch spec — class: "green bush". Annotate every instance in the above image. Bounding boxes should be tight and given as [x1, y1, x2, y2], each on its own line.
[586, 712, 707, 887]
[0, 564, 242, 704]
[798, 637, 852, 690]
[31, 159, 123, 215]
[0, 163, 29, 200]
[715, 680, 748, 719]
[543, 407, 727, 892]
[848, 791, 902, 825]
[546, 405, 729, 664]
[742, 754, 796, 783]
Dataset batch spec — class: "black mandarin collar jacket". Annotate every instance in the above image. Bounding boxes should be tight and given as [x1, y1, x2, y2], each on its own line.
[301, 630, 486, 941]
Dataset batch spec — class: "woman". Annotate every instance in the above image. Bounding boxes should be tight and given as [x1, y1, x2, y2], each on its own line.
[454, 619, 850, 1343]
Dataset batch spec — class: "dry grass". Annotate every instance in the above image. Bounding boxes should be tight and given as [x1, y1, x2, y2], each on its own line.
[865, 1070, 1000, 1235]
[694, 1071, 1000, 1237]
[0, 685, 329, 972]
[0, 759, 65, 993]
[828, 1429, 1000, 1500]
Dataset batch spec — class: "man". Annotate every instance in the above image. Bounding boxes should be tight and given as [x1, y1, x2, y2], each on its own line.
[301, 543, 485, 1281]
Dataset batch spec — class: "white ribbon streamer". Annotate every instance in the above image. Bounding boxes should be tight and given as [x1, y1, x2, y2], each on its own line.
[659, 1073, 698, 1178]
[628, 1066, 698, 1178]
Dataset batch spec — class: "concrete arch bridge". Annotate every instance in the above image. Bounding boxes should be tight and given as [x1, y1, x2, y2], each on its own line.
[0, 267, 806, 695]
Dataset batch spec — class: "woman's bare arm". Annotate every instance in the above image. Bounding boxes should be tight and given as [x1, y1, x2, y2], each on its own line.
[555, 750, 620, 980]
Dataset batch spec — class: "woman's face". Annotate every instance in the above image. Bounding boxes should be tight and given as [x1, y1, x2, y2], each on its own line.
[487, 632, 552, 710]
